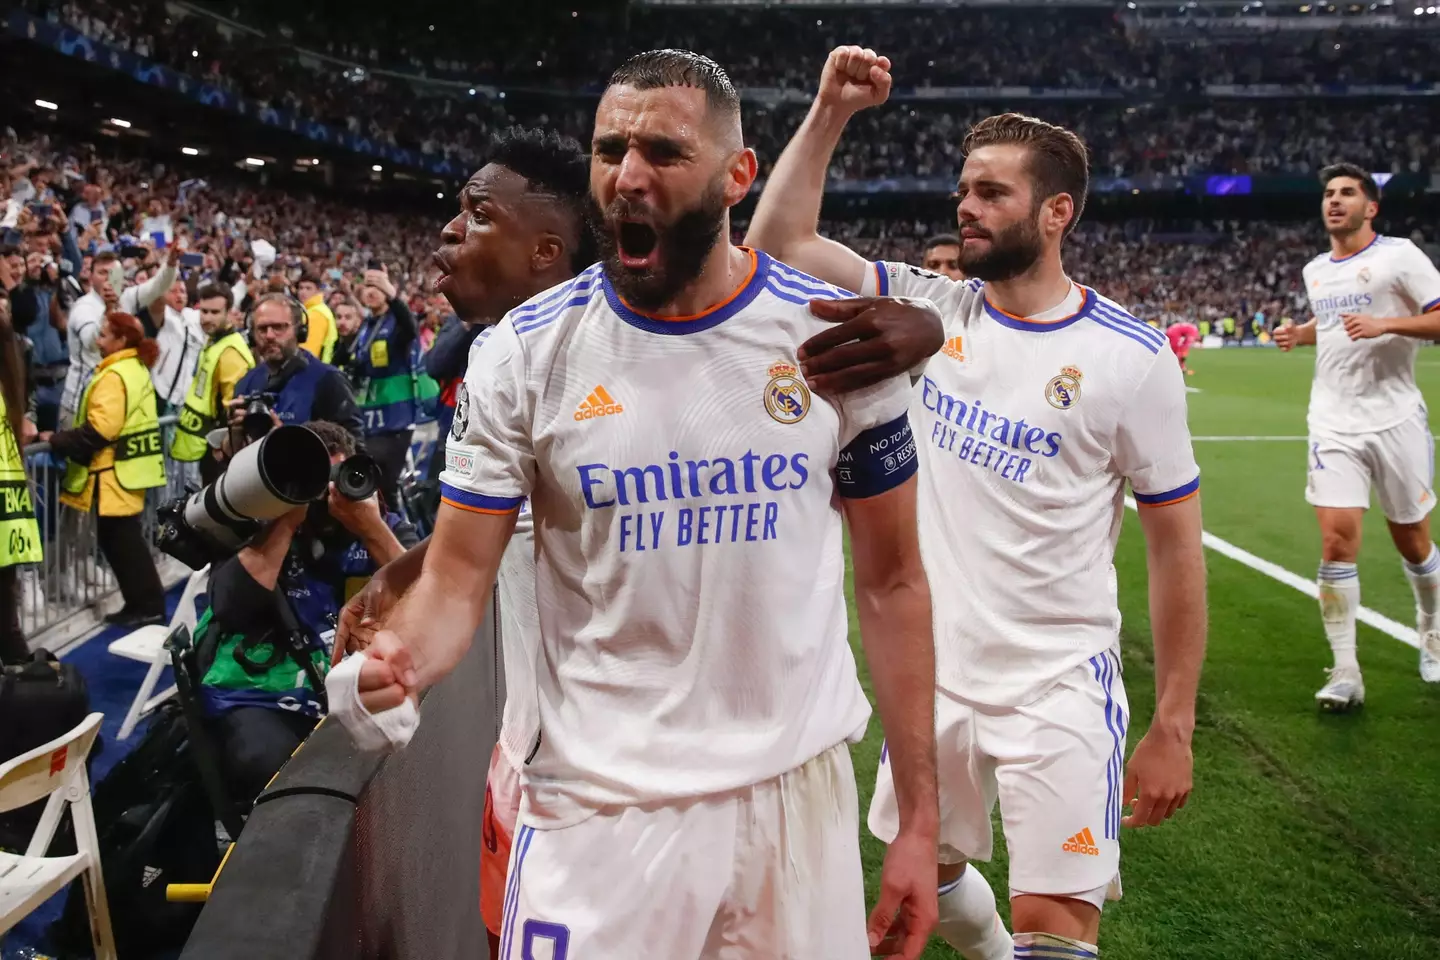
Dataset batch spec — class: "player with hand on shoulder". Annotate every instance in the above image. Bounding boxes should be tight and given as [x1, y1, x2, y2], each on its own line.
[333, 51, 941, 960]
[747, 45, 1207, 960]
[333, 126, 596, 959]
[1274, 163, 1440, 702]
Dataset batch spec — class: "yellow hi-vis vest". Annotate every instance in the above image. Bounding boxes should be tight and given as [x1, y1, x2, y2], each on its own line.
[0, 392, 41, 566]
[171, 331, 255, 461]
[63, 355, 166, 494]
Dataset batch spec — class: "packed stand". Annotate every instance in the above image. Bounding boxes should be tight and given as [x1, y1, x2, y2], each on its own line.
[0, 127, 457, 657]
[21, 1, 1440, 179]
[781, 217, 1440, 332]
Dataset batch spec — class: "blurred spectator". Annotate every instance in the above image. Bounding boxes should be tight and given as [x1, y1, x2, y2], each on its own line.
[296, 271, 338, 364]
[47, 311, 166, 627]
[146, 275, 206, 415]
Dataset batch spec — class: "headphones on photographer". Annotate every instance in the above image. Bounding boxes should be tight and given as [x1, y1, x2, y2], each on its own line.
[246, 291, 308, 344]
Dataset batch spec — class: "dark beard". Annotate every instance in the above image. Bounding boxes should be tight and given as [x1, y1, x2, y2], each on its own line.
[959, 215, 1044, 283]
[598, 183, 727, 312]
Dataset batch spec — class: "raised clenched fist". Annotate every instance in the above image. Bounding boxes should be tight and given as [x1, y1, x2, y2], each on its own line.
[816, 45, 893, 117]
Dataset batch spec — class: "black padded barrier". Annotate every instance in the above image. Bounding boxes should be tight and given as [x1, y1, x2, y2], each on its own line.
[180, 593, 503, 960]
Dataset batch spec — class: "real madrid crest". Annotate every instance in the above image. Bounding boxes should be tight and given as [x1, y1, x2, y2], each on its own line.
[1357, 267, 1372, 285]
[451, 383, 470, 440]
[764, 360, 810, 424]
[1045, 365, 1082, 410]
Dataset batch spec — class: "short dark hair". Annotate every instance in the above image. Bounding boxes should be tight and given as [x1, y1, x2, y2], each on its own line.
[607, 49, 740, 121]
[963, 113, 1090, 237]
[196, 281, 233, 308]
[0, 244, 19, 259]
[1319, 162, 1380, 203]
[487, 126, 597, 273]
[303, 420, 356, 458]
[924, 234, 961, 252]
[297, 271, 323, 288]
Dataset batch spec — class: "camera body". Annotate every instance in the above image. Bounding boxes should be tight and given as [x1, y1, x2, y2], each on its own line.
[241, 391, 281, 443]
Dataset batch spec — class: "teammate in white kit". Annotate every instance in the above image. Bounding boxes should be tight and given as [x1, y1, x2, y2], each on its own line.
[748, 46, 1208, 960]
[336, 51, 942, 959]
[1274, 163, 1440, 705]
[333, 128, 597, 958]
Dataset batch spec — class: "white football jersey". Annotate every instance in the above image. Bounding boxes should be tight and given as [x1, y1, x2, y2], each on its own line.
[454, 326, 544, 770]
[862, 262, 1199, 707]
[441, 251, 917, 828]
[1303, 235, 1440, 436]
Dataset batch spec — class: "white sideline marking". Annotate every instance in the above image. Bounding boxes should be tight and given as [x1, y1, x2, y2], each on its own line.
[1123, 497, 1420, 649]
[1185, 387, 1202, 394]
[1191, 435, 1306, 441]
[1191, 435, 1440, 442]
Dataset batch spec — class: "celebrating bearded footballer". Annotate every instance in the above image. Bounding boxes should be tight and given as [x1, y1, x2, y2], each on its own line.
[747, 46, 1208, 960]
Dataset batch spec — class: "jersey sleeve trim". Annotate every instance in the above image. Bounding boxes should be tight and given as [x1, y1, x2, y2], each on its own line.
[439, 481, 523, 515]
[835, 412, 918, 499]
[873, 262, 888, 297]
[1133, 476, 1200, 507]
[1422, 296, 1440, 314]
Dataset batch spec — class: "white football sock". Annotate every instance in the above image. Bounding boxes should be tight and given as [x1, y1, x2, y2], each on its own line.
[1403, 544, 1440, 630]
[936, 866, 1012, 960]
[1317, 561, 1360, 672]
[1014, 932, 1098, 959]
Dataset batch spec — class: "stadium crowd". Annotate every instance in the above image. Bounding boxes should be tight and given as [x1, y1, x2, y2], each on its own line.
[21, 0, 1440, 178]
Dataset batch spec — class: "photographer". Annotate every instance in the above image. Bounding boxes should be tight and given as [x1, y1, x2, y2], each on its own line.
[228, 293, 363, 450]
[197, 421, 417, 804]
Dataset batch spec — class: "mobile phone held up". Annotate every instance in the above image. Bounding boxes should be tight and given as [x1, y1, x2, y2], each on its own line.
[180, 252, 205, 268]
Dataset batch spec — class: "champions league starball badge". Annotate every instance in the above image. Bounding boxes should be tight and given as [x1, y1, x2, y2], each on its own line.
[451, 383, 470, 441]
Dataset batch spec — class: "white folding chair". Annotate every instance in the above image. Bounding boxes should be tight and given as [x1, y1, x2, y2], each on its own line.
[109, 564, 210, 740]
[0, 713, 115, 960]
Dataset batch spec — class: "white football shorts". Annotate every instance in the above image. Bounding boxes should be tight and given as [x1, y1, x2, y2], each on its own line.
[870, 648, 1128, 906]
[1306, 410, 1435, 524]
[500, 742, 868, 960]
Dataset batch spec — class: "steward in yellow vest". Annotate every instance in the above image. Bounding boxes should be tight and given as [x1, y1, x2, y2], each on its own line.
[172, 330, 255, 462]
[50, 313, 169, 626]
[0, 390, 41, 567]
[56, 346, 165, 517]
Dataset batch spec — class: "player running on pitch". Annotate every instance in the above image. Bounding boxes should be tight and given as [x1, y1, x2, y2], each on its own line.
[331, 50, 942, 959]
[1165, 321, 1199, 377]
[748, 46, 1207, 960]
[1274, 163, 1440, 704]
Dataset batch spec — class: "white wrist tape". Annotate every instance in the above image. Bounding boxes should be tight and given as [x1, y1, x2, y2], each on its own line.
[325, 651, 420, 752]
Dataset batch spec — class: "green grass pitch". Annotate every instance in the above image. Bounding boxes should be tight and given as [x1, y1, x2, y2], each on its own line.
[845, 345, 1440, 959]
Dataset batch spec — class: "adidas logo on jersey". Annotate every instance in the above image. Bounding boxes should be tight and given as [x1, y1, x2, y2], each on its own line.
[575, 385, 623, 421]
[1062, 828, 1100, 856]
[941, 336, 965, 361]
[141, 865, 163, 888]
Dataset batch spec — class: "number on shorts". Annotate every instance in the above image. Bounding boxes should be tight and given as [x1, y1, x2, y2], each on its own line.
[521, 920, 570, 960]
